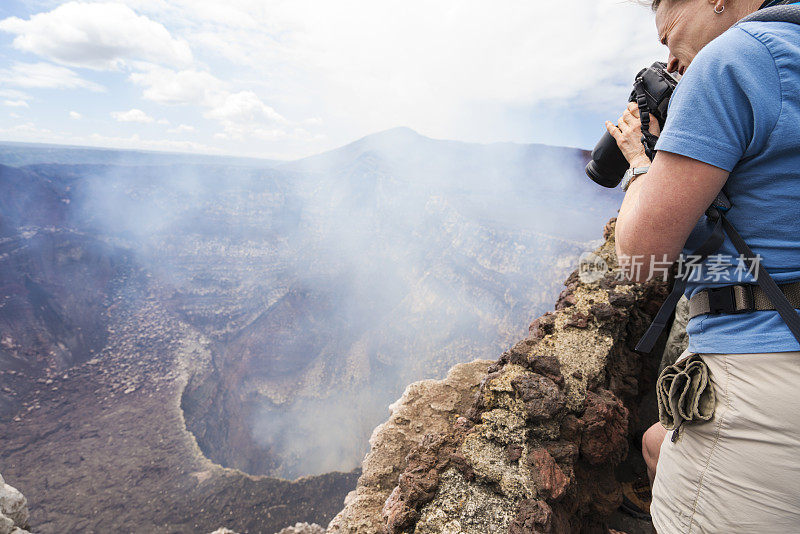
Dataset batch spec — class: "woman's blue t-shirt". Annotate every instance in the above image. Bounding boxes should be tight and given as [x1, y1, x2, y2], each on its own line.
[654, 20, 800, 353]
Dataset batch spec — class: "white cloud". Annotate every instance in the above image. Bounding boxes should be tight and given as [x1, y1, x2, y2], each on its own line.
[168, 124, 195, 133]
[204, 90, 286, 136]
[0, 89, 31, 101]
[0, 1, 192, 70]
[4, 100, 29, 108]
[0, 122, 52, 137]
[0, 62, 104, 91]
[111, 108, 155, 123]
[129, 66, 225, 105]
[131, 66, 291, 140]
[204, 91, 289, 141]
[70, 111, 82, 119]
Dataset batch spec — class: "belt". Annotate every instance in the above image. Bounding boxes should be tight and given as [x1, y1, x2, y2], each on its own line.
[688, 280, 800, 319]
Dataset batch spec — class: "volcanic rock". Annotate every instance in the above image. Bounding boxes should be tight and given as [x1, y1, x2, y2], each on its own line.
[327, 218, 669, 533]
[327, 359, 491, 533]
[0, 474, 30, 534]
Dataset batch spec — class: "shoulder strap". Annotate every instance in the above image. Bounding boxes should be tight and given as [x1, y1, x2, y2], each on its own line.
[634, 202, 726, 352]
[717, 213, 800, 345]
[635, 190, 800, 353]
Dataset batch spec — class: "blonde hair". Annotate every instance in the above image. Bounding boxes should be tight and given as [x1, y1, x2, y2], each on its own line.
[633, 0, 666, 12]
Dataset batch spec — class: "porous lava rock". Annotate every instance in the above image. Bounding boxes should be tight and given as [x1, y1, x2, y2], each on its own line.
[327, 218, 669, 533]
[326, 359, 492, 533]
[0, 473, 30, 534]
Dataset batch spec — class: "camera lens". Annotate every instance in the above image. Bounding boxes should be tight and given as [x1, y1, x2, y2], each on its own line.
[585, 131, 629, 188]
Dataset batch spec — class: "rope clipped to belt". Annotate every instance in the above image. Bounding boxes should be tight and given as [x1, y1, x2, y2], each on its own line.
[656, 353, 716, 442]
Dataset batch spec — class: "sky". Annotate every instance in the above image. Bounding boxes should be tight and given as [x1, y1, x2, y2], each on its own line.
[0, 1, 666, 160]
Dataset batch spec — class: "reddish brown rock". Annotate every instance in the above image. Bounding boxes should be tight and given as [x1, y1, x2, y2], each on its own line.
[509, 499, 553, 534]
[607, 290, 634, 308]
[566, 312, 590, 328]
[449, 451, 476, 481]
[554, 290, 576, 310]
[579, 389, 629, 466]
[529, 312, 556, 339]
[574, 464, 624, 518]
[506, 444, 523, 463]
[511, 374, 566, 423]
[589, 302, 617, 322]
[527, 448, 570, 501]
[543, 440, 579, 466]
[528, 354, 563, 386]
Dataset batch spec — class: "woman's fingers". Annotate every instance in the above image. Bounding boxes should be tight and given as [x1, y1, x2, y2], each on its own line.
[605, 120, 622, 141]
[625, 101, 663, 136]
[618, 110, 637, 129]
[622, 109, 638, 125]
[649, 117, 662, 136]
[617, 111, 640, 133]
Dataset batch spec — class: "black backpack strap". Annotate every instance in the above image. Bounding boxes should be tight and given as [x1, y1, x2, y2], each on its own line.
[635, 189, 800, 352]
[718, 212, 800, 346]
[635, 205, 726, 352]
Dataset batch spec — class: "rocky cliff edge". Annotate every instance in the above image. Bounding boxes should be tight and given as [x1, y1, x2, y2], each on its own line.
[326, 218, 669, 533]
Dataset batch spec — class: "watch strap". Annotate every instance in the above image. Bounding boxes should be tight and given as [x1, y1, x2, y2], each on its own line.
[621, 166, 649, 191]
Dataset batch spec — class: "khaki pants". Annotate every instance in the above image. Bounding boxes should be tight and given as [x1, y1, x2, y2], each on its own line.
[651, 349, 800, 533]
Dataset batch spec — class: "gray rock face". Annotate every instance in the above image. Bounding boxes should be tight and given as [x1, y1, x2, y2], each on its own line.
[0, 474, 30, 534]
[326, 359, 493, 533]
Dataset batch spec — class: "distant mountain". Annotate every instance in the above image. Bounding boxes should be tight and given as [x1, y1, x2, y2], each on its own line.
[0, 129, 623, 532]
[0, 140, 280, 168]
[285, 127, 618, 239]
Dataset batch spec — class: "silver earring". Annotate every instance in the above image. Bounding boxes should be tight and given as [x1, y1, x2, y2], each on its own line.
[714, 4, 725, 13]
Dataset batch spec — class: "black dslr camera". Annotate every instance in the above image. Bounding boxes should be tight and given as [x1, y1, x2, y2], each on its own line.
[585, 62, 679, 188]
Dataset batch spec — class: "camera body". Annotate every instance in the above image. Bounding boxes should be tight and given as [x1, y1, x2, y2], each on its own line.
[586, 62, 679, 188]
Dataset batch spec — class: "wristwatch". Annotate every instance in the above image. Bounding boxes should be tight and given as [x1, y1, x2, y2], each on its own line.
[621, 166, 650, 191]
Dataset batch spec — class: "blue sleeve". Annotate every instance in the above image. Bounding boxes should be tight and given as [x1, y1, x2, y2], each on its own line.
[654, 26, 781, 172]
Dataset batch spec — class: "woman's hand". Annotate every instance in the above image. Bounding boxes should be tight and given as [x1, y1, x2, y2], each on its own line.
[605, 102, 661, 168]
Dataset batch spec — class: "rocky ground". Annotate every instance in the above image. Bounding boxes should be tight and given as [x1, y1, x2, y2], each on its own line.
[0, 265, 357, 533]
[0, 473, 30, 534]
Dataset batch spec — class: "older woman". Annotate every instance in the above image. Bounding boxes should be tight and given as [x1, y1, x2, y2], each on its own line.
[607, 0, 800, 531]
